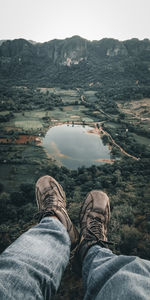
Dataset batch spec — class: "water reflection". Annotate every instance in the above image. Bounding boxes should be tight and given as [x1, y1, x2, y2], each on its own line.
[42, 124, 111, 169]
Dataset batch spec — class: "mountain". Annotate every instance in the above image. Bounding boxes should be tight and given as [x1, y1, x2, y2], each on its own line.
[0, 36, 150, 96]
[28, 40, 37, 45]
[0, 40, 7, 46]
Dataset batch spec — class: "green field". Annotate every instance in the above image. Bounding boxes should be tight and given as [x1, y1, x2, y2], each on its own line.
[1, 90, 150, 195]
[132, 133, 150, 147]
[0, 89, 98, 194]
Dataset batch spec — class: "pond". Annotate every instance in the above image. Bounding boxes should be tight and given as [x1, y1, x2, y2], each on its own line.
[42, 124, 111, 169]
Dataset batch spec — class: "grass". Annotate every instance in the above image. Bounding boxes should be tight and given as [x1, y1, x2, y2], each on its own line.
[104, 122, 120, 129]
[49, 106, 92, 122]
[118, 98, 150, 121]
[117, 98, 150, 144]
[14, 120, 43, 130]
[40, 87, 79, 96]
[131, 133, 150, 147]
[0, 111, 10, 115]
[84, 91, 98, 102]
[0, 144, 49, 193]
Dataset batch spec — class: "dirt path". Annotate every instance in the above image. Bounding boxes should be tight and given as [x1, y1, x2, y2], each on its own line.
[100, 126, 140, 161]
[43, 120, 140, 161]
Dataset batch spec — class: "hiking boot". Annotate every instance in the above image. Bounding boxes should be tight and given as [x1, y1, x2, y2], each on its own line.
[35, 175, 79, 249]
[77, 190, 111, 262]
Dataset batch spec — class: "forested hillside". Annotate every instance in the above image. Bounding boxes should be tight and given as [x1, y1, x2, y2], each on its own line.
[0, 36, 150, 97]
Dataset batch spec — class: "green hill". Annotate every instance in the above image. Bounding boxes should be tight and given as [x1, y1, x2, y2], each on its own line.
[0, 36, 150, 97]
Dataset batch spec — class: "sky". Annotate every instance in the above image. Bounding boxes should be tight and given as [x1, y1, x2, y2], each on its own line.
[0, 0, 150, 43]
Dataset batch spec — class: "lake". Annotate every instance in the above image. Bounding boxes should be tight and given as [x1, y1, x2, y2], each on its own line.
[42, 124, 111, 169]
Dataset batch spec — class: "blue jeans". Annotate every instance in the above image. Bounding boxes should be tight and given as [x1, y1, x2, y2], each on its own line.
[0, 218, 150, 299]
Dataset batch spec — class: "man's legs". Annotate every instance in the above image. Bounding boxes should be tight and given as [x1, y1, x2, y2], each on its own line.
[83, 245, 150, 300]
[0, 175, 79, 299]
[0, 217, 70, 300]
[76, 190, 150, 300]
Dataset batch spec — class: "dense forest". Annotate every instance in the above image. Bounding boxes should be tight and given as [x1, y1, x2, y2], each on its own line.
[0, 37, 150, 91]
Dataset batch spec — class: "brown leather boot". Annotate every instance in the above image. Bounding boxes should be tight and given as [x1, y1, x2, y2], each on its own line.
[35, 175, 79, 249]
[76, 190, 111, 262]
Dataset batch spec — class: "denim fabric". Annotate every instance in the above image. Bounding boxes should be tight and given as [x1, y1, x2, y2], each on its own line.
[0, 217, 70, 300]
[83, 245, 150, 300]
[1, 219, 150, 300]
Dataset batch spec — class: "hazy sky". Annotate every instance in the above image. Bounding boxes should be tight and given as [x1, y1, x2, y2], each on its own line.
[0, 0, 150, 42]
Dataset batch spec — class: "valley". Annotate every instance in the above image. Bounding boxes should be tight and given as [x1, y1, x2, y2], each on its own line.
[0, 36, 150, 299]
[1, 87, 149, 193]
[0, 87, 108, 191]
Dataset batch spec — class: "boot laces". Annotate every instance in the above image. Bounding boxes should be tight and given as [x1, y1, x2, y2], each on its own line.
[88, 216, 104, 239]
[34, 190, 58, 220]
[87, 216, 113, 247]
[42, 191, 56, 207]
